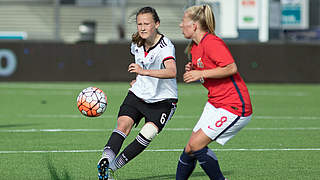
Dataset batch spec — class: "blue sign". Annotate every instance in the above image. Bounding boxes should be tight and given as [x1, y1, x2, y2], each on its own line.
[282, 5, 301, 25]
[281, 0, 309, 29]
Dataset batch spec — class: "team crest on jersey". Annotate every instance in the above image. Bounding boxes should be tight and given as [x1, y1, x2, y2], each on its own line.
[149, 55, 155, 63]
[197, 57, 204, 68]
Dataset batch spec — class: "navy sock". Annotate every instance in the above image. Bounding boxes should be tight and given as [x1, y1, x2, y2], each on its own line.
[176, 150, 197, 180]
[193, 147, 225, 180]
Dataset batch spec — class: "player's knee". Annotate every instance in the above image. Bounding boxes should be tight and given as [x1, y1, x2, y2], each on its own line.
[117, 116, 134, 135]
[140, 123, 158, 141]
[184, 144, 193, 154]
[184, 142, 200, 154]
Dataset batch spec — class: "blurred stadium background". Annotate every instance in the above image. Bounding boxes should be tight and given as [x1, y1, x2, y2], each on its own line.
[1, 1, 320, 179]
[0, 0, 319, 83]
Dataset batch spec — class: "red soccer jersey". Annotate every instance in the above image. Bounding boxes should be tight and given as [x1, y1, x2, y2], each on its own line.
[190, 33, 252, 116]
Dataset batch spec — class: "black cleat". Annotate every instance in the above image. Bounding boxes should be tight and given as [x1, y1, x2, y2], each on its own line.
[97, 157, 109, 180]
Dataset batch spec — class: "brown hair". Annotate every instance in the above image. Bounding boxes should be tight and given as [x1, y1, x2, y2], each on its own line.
[131, 6, 160, 47]
[185, 4, 216, 56]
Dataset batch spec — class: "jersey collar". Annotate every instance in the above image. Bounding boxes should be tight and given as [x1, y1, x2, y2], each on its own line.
[199, 32, 209, 44]
[143, 34, 164, 53]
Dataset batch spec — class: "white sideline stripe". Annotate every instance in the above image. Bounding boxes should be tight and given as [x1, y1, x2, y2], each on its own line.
[0, 83, 310, 96]
[0, 84, 100, 90]
[3, 114, 320, 120]
[247, 128, 320, 130]
[1, 148, 320, 154]
[146, 148, 320, 152]
[1, 127, 320, 133]
[254, 116, 320, 120]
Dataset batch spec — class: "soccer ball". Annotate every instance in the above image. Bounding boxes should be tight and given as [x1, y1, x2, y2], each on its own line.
[77, 87, 107, 117]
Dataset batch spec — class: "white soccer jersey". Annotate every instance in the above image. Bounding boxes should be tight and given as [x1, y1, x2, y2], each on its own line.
[129, 35, 178, 103]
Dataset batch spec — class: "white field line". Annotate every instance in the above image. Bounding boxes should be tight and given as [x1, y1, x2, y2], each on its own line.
[3, 114, 320, 120]
[0, 127, 320, 133]
[0, 90, 74, 96]
[254, 116, 320, 120]
[0, 90, 310, 97]
[1, 148, 320, 154]
[0, 83, 110, 90]
[0, 83, 311, 97]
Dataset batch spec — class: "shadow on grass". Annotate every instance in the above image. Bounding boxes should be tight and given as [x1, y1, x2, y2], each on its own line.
[125, 172, 205, 180]
[0, 123, 40, 128]
[46, 156, 71, 180]
[125, 170, 233, 180]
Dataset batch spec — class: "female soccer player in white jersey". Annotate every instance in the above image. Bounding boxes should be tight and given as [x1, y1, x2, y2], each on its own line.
[176, 4, 253, 180]
[97, 6, 178, 180]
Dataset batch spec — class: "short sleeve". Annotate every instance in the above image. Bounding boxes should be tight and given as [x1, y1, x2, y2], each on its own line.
[159, 44, 176, 62]
[206, 39, 234, 67]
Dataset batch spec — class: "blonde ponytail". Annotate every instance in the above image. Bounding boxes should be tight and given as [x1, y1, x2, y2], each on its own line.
[184, 4, 216, 56]
[203, 4, 215, 35]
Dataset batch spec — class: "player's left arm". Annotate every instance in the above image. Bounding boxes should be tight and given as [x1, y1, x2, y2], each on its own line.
[183, 63, 237, 83]
[128, 59, 176, 79]
[184, 40, 238, 83]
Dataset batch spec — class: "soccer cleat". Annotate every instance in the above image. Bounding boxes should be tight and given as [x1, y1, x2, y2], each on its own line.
[97, 157, 109, 180]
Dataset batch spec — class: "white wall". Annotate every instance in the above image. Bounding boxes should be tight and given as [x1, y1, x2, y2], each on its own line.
[197, 0, 269, 41]
[197, 0, 239, 38]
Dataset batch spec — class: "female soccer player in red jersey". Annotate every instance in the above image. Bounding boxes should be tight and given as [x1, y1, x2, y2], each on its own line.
[176, 4, 253, 180]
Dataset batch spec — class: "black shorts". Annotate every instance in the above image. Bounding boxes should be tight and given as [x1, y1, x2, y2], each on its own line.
[118, 91, 177, 132]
